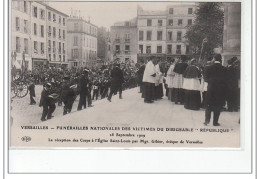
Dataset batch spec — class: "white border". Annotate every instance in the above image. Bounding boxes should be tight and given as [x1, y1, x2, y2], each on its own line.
[2, 0, 257, 178]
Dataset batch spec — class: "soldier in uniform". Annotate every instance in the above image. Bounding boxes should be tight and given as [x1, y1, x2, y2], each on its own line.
[39, 83, 56, 121]
[28, 78, 36, 105]
[61, 76, 76, 115]
[77, 69, 89, 111]
[107, 63, 124, 102]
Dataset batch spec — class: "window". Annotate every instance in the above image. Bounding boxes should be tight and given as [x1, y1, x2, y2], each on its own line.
[58, 29, 61, 39]
[168, 31, 172, 41]
[115, 45, 120, 53]
[125, 45, 130, 53]
[63, 55, 65, 62]
[24, 1, 27, 13]
[158, 20, 162, 26]
[53, 41, 56, 53]
[59, 42, 61, 53]
[48, 26, 51, 36]
[15, 17, 20, 31]
[176, 45, 181, 54]
[63, 18, 65, 26]
[72, 49, 79, 58]
[48, 40, 51, 52]
[188, 19, 192, 26]
[157, 46, 162, 53]
[62, 43, 65, 53]
[49, 54, 51, 61]
[34, 41, 38, 53]
[53, 14, 56, 22]
[188, 8, 193, 14]
[34, 23, 37, 35]
[139, 45, 143, 54]
[24, 20, 28, 33]
[33, 6, 37, 18]
[125, 34, 130, 42]
[157, 31, 162, 40]
[53, 54, 56, 61]
[177, 31, 182, 41]
[178, 19, 182, 26]
[16, 37, 20, 53]
[186, 45, 190, 54]
[167, 45, 172, 54]
[147, 31, 152, 41]
[53, 27, 56, 38]
[147, 19, 152, 26]
[24, 38, 28, 54]
[40, 9, 45, 19]
[59, 16, 61, 24]
[168, 19, 173, 26]
[41, 43, 44, 54]
[74, 36, 78, 46]
[139, 31, 144, 41]
[59, 55, 61, 61]
[63, 30, 65, 39]
[48, 12, 51, 21]
[41, 25, 44, 37]
[146, 46, 151, 54]
[74, 23, 78, 31]
[169, 8, 173, 14]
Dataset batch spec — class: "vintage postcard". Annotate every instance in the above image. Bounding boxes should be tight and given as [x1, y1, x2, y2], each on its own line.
[9, 0, 242, 149]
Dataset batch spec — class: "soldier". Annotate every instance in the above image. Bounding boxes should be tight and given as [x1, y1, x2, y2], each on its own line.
[39, 83, 56, 121]
[28, 78, 36, 105]
[61, 76, 76, 115]
[77, 69, 89, 111]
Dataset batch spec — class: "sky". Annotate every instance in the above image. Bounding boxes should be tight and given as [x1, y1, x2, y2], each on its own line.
[48, 1, 192, 30]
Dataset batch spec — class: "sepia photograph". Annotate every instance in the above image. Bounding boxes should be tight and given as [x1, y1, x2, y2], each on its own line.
[9, 0, 242, 148]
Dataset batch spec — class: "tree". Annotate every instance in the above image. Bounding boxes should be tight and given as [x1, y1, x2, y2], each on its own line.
[185, 2, 224, 60]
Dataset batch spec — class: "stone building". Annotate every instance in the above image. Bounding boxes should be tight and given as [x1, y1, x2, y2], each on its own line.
[222, 2, 241, 64]
[67, 12, 98, 69]
[110, 18, 138, 63]
[11, 1, 69, 71]
[137, 6, 167, 62]
[97, 27, 112, 64]
[166, 3, 195, 60]
[46, 5, 69, 69]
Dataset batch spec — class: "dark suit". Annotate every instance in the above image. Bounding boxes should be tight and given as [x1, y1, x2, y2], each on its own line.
[108, 66, 124, 100]
[205, 62, 227, 125]
[77, 75, 89, 110]
[226, 65, 239, 111]
[61, 82, 75, 115]
[28, 83, 36, 104]
[39, 88, 55, 121]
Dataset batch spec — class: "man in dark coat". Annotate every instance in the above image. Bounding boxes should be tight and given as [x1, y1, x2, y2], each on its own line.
[107, 63, 124, 102]
[137, 61, 145, 94]
[226, 57, 239, 112]
[39, 83, 55, 121]
[77, 69, 89, 110]
[204, 54, 227, 126]
[28, 78, 36, 105]
[61, 76, 76, 115]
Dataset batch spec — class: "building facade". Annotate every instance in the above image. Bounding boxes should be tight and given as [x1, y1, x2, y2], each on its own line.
[11, 1, 69, 71]
[137, 7, 167, 62]
[166, 4, 195, 60]
[11, 1, 32, 71]
[67, 13, 98, 69]
[110, 18, 138, 63]
[46, 5, 68, 69]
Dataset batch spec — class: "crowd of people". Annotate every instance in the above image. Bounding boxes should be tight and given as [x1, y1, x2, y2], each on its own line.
[23, 61, 138, 121]
[13, 54, 240, 125]
[139, 54, 240, 126]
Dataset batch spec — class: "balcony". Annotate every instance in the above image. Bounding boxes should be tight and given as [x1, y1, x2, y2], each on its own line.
[48, 32, 51, 37]
[115, 50, 120, 54]
[125, 39, 130, 43]
[125, 50, 130, 54]
[115, 39, 120, 43]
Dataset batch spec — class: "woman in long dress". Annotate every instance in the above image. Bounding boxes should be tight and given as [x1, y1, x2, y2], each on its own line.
[182, 59, 202, 110]
[166, 58, 175, 102]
